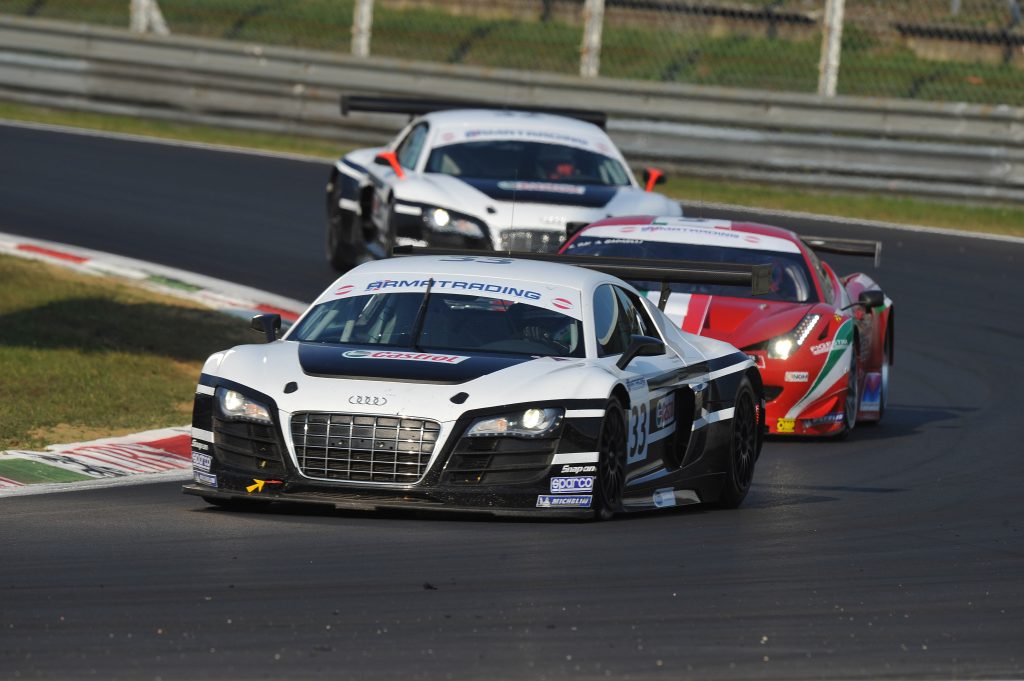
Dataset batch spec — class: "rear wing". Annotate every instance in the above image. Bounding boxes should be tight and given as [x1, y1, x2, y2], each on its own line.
[341, 95, 608, 129]
[802, 236, 882, 268]
[390, 246, 772, 308]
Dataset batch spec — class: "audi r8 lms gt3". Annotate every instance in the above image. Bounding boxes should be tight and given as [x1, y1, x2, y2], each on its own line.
[561, 216, 894, 438]
[183, 251, 768, 517]
[324, 96, 682, 271]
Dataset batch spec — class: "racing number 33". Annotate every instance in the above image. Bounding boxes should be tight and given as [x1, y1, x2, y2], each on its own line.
[627, 403, 648, 464]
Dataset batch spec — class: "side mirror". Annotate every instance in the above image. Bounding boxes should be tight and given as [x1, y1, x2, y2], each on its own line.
[616, 334, 666, 370]
[858, 289, 885, 309]
[374, 151, 405, 179]
[642, 167, 666, 192]
[250, 314, 281, 343]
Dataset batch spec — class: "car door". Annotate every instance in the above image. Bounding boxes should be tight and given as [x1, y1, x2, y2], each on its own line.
[592, 284, 691, 480]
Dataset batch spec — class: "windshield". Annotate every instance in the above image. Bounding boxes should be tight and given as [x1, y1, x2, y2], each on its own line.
[564, 235, 818, 303]
[289, 292, 586, 358]
[425, 140, 631, 186]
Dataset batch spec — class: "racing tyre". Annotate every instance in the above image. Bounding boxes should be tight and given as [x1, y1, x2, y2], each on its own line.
[877, 326, 892, 422]
[325, 176, 364, 272]
[836, 344, 859, 439]
[594, 400, 627, 520]
[717, 377, 759, 509]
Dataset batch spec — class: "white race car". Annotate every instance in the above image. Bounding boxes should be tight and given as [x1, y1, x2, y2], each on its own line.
[324, 97, 683, 271]
[183, 251, 766, 518]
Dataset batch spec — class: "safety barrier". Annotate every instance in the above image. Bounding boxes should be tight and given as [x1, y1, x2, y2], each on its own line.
[1, 15, 1022, 202]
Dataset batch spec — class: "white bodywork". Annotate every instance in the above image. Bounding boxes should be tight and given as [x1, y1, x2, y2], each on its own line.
[196, 256, 751, 494]
[337, 109, 682, 250]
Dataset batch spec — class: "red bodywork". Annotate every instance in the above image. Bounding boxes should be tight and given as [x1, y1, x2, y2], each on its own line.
[561, 216, 894, 437]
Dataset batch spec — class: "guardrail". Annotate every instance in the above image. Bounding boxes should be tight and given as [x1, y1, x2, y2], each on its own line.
[1, 15, 1023, 203]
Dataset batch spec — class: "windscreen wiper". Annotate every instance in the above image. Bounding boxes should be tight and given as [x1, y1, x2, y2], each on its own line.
[409, 278, 435, 351]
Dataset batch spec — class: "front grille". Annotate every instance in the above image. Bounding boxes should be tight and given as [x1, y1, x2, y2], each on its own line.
[213, 417, 286, 474]
[499, 230, 565, 253]
[291, 412, 440, 484]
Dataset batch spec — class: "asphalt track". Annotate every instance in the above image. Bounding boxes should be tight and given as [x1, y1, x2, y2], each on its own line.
[2, 123, 1023, 680]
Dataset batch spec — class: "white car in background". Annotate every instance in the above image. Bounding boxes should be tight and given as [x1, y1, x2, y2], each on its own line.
[325, 96, 682, 271]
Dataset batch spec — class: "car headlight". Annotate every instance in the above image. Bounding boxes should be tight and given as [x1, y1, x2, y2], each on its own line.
[216, 387, 272, 424]
[466, 407, 563, 438]
[767, 314, 821, 360]
[422, 206, 485, 238]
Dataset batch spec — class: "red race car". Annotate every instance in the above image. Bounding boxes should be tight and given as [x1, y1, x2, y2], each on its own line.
[561, 216, 894, 437]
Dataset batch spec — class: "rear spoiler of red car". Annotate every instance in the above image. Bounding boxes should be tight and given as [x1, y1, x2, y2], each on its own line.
[802, 236, 882, 268]
[391, 246, 772, 304]
[341, 95, 608, 130]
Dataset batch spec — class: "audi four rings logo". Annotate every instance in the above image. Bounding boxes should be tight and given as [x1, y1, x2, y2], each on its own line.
[349, 395, 388, 406]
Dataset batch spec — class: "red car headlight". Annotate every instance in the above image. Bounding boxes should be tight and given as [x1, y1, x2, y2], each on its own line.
[767, 313, 821, 360]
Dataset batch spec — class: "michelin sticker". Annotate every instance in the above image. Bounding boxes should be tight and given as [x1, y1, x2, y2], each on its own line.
[194, 471, 218, 487]
[536, 495, 592, 508]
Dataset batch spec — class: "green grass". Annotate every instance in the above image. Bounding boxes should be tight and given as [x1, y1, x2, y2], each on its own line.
[2, 98, 1022, 239]
[666, 176, 1024, 238]
[0, 254, 253, 450]
[3, 0, 1024, 104]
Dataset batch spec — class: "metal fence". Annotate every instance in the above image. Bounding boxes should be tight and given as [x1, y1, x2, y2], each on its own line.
[1, 0, 1023, 106]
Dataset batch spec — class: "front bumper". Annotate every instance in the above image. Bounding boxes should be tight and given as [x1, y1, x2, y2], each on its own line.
[185, 394, 605, 517]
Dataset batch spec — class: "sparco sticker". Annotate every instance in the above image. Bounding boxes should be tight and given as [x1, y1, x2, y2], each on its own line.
[550, 476, 595, 494]
[342, 350, 469, 364]
[191, 452, 212, 472]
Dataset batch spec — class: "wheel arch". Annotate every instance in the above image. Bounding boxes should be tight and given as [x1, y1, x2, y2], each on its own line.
[610, 383, 629, 410]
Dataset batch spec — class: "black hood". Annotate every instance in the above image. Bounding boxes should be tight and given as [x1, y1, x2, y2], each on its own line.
[459, 178, 618, 208]
[298, 343, 535, 384]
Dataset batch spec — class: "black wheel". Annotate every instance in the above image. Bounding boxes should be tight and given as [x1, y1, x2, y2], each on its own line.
[718, 377, 759, 509]
[594, 400, 627, 520]
[325, 174, 364, 272]
[877, 326, 891, 422]
[327, 175, 360, 270]
[379, 196, 398, 257]
[836, 343, 859, 439]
